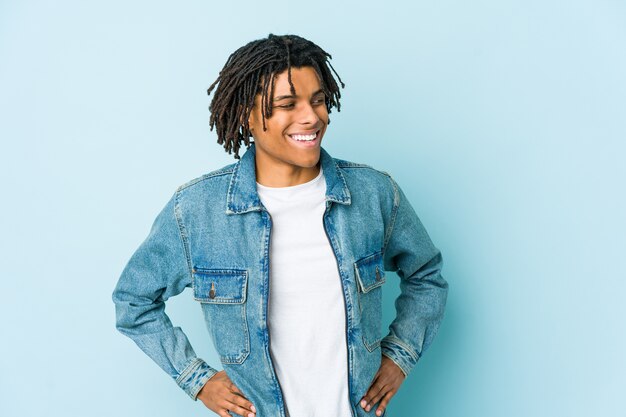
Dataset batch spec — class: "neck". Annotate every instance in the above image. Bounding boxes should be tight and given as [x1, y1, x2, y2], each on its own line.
[255, 158, 321, 187]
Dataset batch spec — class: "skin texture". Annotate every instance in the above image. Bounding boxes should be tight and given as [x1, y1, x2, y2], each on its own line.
[197, 370, 256, 417]
[198, 65, 406, 416]
[360, 355, 407, 415]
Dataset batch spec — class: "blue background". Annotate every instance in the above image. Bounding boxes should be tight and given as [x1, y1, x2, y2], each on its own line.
[1, 1, 624, 416]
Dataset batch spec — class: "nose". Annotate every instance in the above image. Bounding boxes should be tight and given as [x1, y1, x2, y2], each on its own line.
[297, 101, 321, 126]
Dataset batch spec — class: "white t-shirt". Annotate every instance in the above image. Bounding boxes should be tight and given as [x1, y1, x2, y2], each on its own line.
[256, 165, 352, 417]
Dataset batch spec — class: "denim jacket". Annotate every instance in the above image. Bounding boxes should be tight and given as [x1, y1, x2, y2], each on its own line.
[112, 143, 448, 417]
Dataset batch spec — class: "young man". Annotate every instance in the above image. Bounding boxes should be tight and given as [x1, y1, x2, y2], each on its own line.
[112, 34, 448, 417]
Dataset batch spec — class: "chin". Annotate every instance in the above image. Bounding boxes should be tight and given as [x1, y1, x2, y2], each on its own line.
[296, 153, 321, 168]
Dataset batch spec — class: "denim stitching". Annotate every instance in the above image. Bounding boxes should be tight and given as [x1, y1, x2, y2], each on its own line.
[192, 269, 248, 304]
[383, 334, 419, 361]
[177, 166, 235, 192]
[382, 174, 400, 260]
[176, 357, 203, 384]
[174, 190, 194, 284]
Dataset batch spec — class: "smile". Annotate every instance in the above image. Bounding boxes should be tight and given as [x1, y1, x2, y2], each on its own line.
[287, 129, 321, 146]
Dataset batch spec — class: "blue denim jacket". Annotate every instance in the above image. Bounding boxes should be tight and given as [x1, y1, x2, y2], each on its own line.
[112, 143, 448, 417]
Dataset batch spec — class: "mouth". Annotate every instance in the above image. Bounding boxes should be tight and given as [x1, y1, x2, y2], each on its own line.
[286, 129, 322, 147]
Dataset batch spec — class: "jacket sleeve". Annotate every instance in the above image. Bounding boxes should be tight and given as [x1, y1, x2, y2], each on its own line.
[112, 191, 219, 400]
[380, 176, 449, 377]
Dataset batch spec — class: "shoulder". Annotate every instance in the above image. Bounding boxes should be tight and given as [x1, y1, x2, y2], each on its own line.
[332, 156, 397, 192]
[174, 162, 237, 194]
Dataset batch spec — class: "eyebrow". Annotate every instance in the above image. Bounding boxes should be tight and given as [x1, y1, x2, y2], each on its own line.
[273, 89, 325, 101]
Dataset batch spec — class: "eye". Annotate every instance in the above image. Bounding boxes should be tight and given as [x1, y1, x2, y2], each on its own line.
[275, 103, 295, 109]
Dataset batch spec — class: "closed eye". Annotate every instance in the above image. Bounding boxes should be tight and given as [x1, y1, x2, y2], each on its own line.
[276, 97, 325, 109]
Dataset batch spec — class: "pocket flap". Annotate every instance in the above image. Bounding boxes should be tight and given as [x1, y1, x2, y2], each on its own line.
[192, 268, 248, 304]
[354, 251, 386, 293]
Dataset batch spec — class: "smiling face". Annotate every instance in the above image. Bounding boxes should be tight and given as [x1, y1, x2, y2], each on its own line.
[247, 66, 329, 187]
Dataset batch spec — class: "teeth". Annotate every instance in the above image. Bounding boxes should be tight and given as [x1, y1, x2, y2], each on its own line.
[290, 132, 317, 141]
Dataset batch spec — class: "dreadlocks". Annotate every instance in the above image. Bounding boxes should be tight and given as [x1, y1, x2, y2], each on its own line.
[206, 33, 346, 159]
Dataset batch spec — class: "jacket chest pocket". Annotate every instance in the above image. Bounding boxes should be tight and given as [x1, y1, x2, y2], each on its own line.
[354, 251, 386, 352]
[192, 268, 250, 365]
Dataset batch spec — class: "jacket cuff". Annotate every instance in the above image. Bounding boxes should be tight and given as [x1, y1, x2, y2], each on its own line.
[380, 335, 419, 377]
[175, 358, 219, 400]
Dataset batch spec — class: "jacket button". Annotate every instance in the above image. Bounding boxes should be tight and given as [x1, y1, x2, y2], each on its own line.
[375, 266, 381, 281]
[209, 282, 216, 299]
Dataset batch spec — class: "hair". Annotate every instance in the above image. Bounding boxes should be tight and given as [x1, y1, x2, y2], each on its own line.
[206, 33, 346, 159]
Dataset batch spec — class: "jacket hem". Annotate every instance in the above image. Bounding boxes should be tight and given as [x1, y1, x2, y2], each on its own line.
[380, 335, 419, 377]
[175, 357, 219, 400]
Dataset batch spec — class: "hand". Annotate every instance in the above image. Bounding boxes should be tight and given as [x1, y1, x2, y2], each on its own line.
[359, 355, 406, 416]
[197, 370, 257, 417]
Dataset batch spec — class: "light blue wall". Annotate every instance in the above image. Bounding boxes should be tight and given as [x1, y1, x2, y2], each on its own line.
[1, 1, 624, 416]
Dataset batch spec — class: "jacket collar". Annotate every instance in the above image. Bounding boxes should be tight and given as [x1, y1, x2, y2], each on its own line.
[226, 142, 351, 214]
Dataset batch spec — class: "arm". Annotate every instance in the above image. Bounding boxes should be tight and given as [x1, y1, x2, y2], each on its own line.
[111, 191, 219, 400]
[380, 175, 449, 377]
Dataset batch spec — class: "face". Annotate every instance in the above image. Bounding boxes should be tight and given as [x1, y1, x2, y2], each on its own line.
[247, 66, 329, 181]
